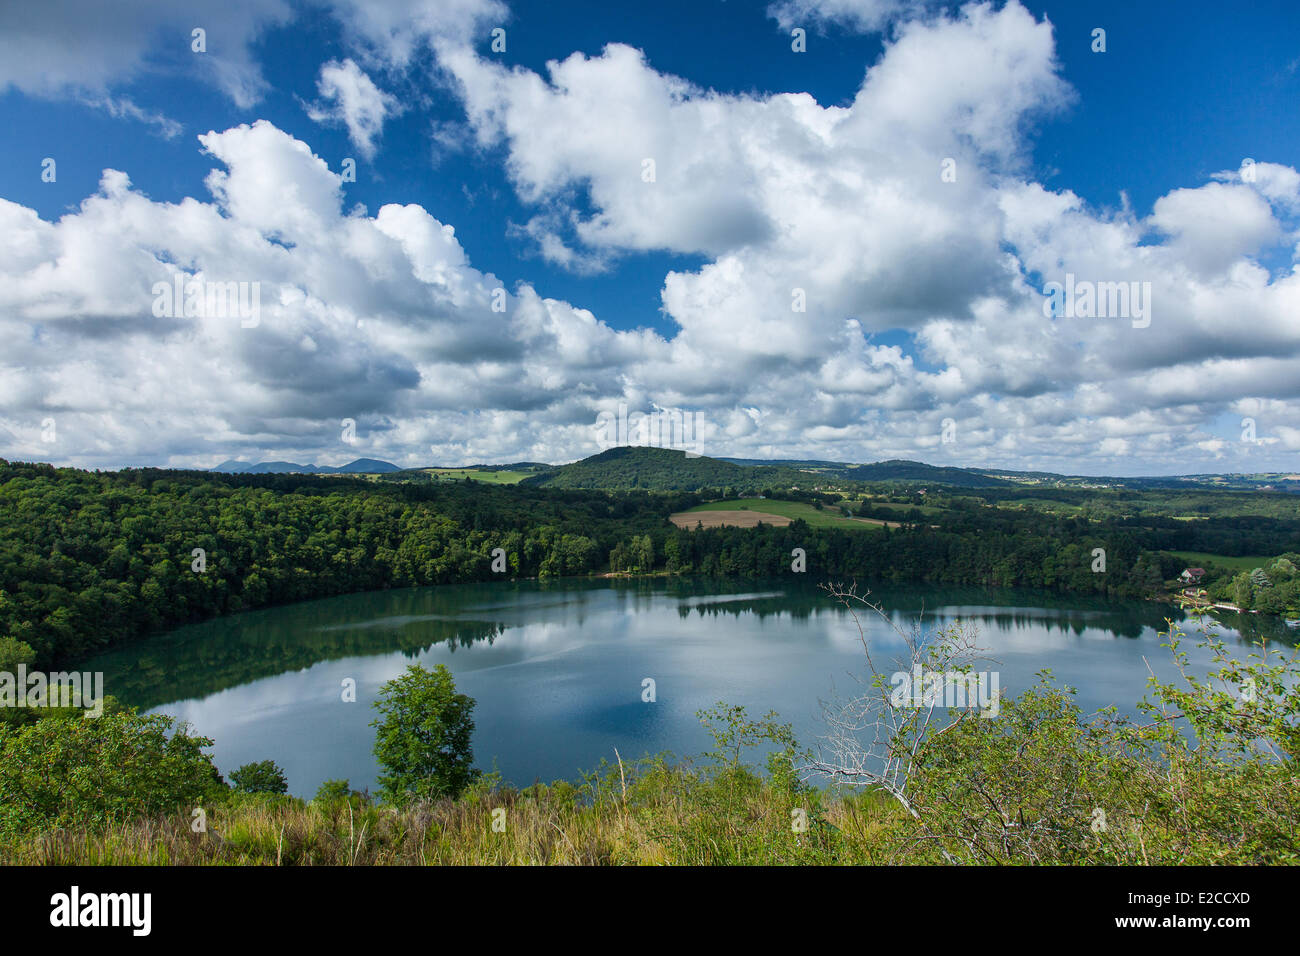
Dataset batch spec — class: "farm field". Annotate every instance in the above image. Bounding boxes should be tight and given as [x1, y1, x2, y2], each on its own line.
[670, 509, 792, 529]
[672, 497, 888, 530]
[1164, 551, 1275, 572]
[422, 468, 531, 484]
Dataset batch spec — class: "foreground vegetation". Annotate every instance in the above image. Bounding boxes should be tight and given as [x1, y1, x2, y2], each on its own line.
[2, 756, 895, 866]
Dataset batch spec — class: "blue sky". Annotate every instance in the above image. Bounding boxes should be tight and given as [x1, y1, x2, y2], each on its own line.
[1, 0, 1298, 473]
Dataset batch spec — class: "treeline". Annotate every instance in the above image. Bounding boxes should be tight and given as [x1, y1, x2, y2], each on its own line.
[1205, 558, 1300, 613]
[961, 484, 1300, 523]
[653, 521, 1166, 593]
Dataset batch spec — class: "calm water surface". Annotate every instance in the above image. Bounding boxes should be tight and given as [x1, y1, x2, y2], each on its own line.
[82, 578, 1293, 797]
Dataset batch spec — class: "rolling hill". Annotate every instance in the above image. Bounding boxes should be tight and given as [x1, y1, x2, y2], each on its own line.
[520, 446, 812, 492]
[522, 447, 1015, 491]
[839, 460, 1012, 487]
[722, 456, 1012, 487]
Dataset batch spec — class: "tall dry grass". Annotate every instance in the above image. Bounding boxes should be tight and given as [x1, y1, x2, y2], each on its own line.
[1, 759, 904, 866]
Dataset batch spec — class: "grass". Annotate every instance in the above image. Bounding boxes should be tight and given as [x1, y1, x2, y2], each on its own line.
[6, 744, 1295, 866]
[676, 498, 886, 530]
[422, 469, 532, 484]
[1165, 551, 1276, 572]
[0, 761, 904, 866]
[856, 499, 947, 517]
[992, 497, 1085, 516]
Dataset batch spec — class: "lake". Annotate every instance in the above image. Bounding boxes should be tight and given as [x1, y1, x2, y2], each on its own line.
[81, 577, 1292, 797]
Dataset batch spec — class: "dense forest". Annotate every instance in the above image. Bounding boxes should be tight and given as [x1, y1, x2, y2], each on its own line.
[0, 460, 689, 666]
[4, 455, 1300, 669]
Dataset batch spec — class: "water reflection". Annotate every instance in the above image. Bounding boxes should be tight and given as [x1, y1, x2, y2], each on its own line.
[79, 578, 1292, 796]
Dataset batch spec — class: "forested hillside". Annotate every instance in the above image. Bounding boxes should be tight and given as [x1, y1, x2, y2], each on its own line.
[522, 446, 814, 492]
[0, 460, 689, 666]
[5, 456, 1300, 669]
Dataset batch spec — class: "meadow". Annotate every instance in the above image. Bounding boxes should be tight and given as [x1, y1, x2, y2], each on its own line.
[1165, 551, 1276, 572]
[673, 497, 890, 530]
[421, 468, 532, 484]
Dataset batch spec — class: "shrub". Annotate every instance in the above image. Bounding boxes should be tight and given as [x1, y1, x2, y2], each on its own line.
[229, 759, 289, 795]
[0, 708, 224, 835]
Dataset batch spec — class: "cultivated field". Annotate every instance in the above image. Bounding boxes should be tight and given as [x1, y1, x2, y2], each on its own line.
[670, 509, 792, 529]
[670, 498, 890, 530]
[423, 468, 532, 484]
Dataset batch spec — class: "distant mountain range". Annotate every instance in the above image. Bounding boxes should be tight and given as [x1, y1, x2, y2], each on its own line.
[211, 458, 400, 474]
[520, 448, 1300, 492]
[205, 447, 1300, 493]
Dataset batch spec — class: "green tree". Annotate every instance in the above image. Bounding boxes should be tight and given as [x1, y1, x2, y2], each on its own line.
[313, 778, 361, 802]
[229, 759, 288, 794]
[1128, 554, 1163, 595]
[371, 663, 479, 805]
[664, 534, 686, 573]
[0, 635, 35, 673]
[0, 636, 37, 728]
[0, 708, 224, 834]
[609, 540, 629, 573]
[1232, 571, 1253, 609]
[633, 534, 655, 572]
[1255, 586, 1284, 615]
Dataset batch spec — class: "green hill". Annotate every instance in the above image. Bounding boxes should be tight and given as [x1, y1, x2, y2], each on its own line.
[722, 456, 1013, 487]
[521, 447, 810, 492]
[522, 448, 1022, 492]
[840, 460, 1012, 487]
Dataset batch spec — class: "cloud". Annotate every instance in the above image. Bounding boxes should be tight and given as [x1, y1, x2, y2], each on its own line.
[442, 1, 1073, 379]
[426, 0, 1300, 471]
[0, 121, 667, 468]
[0, 0, 292, 109]
[767, 0, 930, 34]
[306, 59, 400, 159]
[443, 42, 780, 258]
[79, 94, 184, 139]
[325, 0, 507, 69]
[1148, 182, 1280, 277]
[4, 1, 1300, 475]
[0, 0, 501, 119]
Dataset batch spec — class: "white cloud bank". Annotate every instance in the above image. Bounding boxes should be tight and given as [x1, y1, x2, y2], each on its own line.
[2, 0, 1300, 475]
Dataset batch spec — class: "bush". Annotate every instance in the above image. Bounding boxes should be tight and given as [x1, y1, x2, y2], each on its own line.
[313, 779, 355, 802]
[229, 759, 289, 795]
[0, 708, 224, 835]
